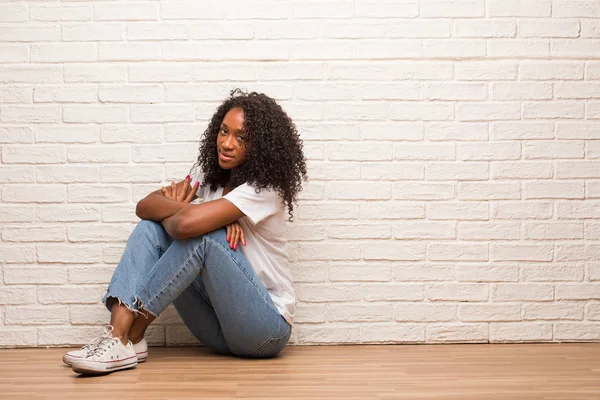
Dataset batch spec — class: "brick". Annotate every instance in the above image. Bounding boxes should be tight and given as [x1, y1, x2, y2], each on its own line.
[63, 105, 127, 123]
[62, 24, 123, 41]
[520, 61, 583, 80]
[67, 224, 131, 243]
[519, 20, 580, 38]
[99, 43, 160, 61]
[329, 304, 392, 322]
[3, 226, 65, 242]
[395, 303, 456, 322]
[487, 0, 551, 17]
[393, 221, 455, 239]
[459, 304, 520, 321]
[361, 242, 427, 261]
[296, 284, 361, 302]
[37, 245, 103, 264]
[99, 85, 161, 103]
[492, 284, 554, 301]
[68, 145, 130, 163]
[491, 244, 554, 261]
[4, 265, 67, 285]
[361, 202, 425, 220]
[0, 287, 36, 305]
[393, 182, 455, 200]
[458, 182, 521, 200]
[94, 3, 158, 21]
[0, 106, 61, 123]
[524, 140, 584, 159]
[491, 161, 553, 179]
[327, 223, 391, 239]
[0, 4, 27, 22]
[128, 23, 187, 40]
[2, 184, 66, 203]
[523, 303, 584, 320]
[0, 26, 60, 42]
[33, 86, 97, 103]
[456, 61, 517, 80]
[456, 263, 519, 282]
[428, 243, 489, 261]
[0, 245, 36, 263]
[427, 324, 488, 342]
[189, 22, 252, 40]
[5, 306, 69, 325]
[30, 5, 92, 21]
[490, 323, 552, 342]
[458, 221, 520, 240]
[361, 162, 423, 180]
[0, 65, 62, 84]
[65, 64, 127, 83]
[426, 162, 488, 180]
[31, 43, 96, 62]
[454, 20, 515, 38]
[521, 264, 584, 281]
[0, 44, 28, 63]
[67, 185, 130, 203]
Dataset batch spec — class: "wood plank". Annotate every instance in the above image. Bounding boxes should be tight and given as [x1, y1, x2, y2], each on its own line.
[0, 344, 599, 399]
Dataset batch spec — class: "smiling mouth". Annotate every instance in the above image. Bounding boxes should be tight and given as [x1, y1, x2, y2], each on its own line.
[219, 152, 234, 161]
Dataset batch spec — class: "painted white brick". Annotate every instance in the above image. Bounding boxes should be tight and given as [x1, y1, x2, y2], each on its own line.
[30, 5, 92, 22]
[492, 122, 554, 140]
[31, 43, 96, 62]
[68, 265, 114, 284]
[519, 20, 580, 38]
[0, 329, 37, 347]
[459, 304, 520, 322]
[99, 43, 161, 61]
[454, 20, 516, 38]
[493, 284, 554, 301]
[520, 61, 583, 80]
[65, 64, 127, 83]
[0, 206, 35, 223]
[299, 326, 361, 344]
[361, 202, 425, 220]
[555, 323, 600, 341]
[189, 21, 252, 40]
[4, 265, 67, 285]
[456, 263, 519, 282]
[291, 1, 352, 19]
[0, 287, 36, 305]
[582, 20, 600, 38]
[455, 61, 518, 80]
[327, 142, 391, 161]
[94, 3, 158, 21]
[492, 82, 552, 100]
[0, 166, 34, 183]
[354, 2, 418, 18]
[522, 264, 584, 281]
[458, 222, 520, 240]
[524, 141, 584, 159]
[161, 1, 225, 20]
[551, 40, 600, 58]
[491, 161, 553, 179]
[325, 182, 390, 200]
[425, 162, 488, 180]
[523, 102, 584, 119]
[323, 22, 385, 39]
[128, 23, 188, 40]
[426, 83, 486, 101]
[33, 86, 97, 103]
[426, 122, 488, 141]
[458, 143, 521, 161]
[0, 126, 33, 144]
[421, 0, 484, 17]
[427, 202, 488, 221]
[556, 284, 600, 300]
[393, 182, 455, 200]
[0, 245, 36, 263]
[99, 85, 161, 103]
[5, 306, 69, 325]
[0, 106, 61, 123]
[423, 40, 486, 58]
[0, 4, 27, 23]
[459, 182, 520, 200]
[488, 0, 551, 17]
[523, 302, 584, 320]
[36, 205, 100, 222]
[490, 323, 552, 342]
[361, 162, 423, 180]
[427, 324, 488, 343]
[553, 1, 600, 17]
[2, 145, 66, 164]
[0, 44, 28, 63]
[67, 224, 131, 242]
[329, 304, 392, 322]
[390, 102, 453, 121]
[67, 185, 129, 204]
[62, 24, 123, 42]
[0, 26, 60, 42]
[3, 226, 65, 242]
[491, 244, 554, 262]
[393, 221, 456, 239]
[361, 242, 427, 261]
[389, 21, 451, 38]
[37, 245, 103, 264]
[428, 243, 488, 261]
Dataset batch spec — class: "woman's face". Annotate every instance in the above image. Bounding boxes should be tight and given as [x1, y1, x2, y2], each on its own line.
[216, 107, 249, 170]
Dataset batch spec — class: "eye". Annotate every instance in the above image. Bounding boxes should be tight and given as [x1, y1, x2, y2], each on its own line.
[237, 135, 246, 142]
[219, 127, 227, 135]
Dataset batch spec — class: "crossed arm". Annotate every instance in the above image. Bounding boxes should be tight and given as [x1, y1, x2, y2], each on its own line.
[135, 179, 245, 241]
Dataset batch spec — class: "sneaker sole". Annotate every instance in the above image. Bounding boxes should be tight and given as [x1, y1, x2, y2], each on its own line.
[63, 351, 147, 366]
[72, 359, 138, 375]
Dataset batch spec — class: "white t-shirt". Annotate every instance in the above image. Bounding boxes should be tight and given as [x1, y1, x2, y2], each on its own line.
[189, 169, 295, 326]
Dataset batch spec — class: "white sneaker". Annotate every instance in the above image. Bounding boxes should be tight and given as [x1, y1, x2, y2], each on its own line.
[71, 334, 138, 375]
[62, 326, 148, 366]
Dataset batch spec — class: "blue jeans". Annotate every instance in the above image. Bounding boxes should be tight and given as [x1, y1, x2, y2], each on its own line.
[101, 219, 292, 359]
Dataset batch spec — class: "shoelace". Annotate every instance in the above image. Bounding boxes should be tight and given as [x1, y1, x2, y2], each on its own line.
[86, 337, 118, 358]
[82, 325, 116, 357]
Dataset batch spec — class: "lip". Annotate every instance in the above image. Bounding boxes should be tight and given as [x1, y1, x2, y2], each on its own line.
[219, 152, 234, 162]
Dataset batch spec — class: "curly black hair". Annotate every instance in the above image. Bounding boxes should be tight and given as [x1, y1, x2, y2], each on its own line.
[189, 89, 308, 222]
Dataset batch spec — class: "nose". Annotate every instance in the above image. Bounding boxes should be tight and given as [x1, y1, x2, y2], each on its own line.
[223, 133, 235, 149]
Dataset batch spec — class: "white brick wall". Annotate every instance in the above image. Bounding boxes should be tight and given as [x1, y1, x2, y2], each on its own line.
[1, 0, 600, 348]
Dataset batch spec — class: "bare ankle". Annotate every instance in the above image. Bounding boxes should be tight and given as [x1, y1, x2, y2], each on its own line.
[112, 333, 129, 346]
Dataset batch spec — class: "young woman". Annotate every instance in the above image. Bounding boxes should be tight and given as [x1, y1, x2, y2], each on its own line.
[63, 89, 307, 375]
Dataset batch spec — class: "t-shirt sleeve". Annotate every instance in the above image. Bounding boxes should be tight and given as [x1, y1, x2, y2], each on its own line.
[223, 184, 280, 225]
[189, 168, 205, 199]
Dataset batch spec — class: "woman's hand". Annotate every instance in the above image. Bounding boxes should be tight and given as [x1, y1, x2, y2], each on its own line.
[161, 175, 198, 203]
[226, 221, 246, 250]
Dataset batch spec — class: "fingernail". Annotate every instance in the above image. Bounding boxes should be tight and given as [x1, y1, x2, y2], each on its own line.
[243, 241, 246, 246]
[195, 182, 199, 187]
[234, 245, 237, 250]
[186, 175, 190, 180]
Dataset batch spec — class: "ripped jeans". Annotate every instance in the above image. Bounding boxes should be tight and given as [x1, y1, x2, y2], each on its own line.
[101, 219, 292, 358]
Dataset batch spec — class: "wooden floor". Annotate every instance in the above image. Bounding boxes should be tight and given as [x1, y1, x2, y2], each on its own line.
[1, 344, 599, 399]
